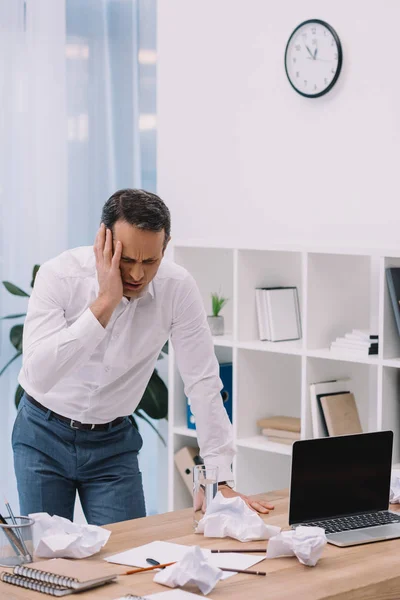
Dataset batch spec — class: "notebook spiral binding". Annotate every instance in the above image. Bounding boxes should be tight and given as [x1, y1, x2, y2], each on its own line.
[1, 572, 68, 596]
[14, 563, 78, 586]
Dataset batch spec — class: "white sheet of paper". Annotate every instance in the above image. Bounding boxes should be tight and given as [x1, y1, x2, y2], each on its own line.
[113, 591, 208, 600]
[105, 540, 265, 581]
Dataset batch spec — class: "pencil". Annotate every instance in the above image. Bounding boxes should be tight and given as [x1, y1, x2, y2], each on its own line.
[125, 562, 266, 576]
[4, 499, 31, 559]
[125, 562, 176, 574]
[0, 513, 24, 557]
[211, 548, 266, 553]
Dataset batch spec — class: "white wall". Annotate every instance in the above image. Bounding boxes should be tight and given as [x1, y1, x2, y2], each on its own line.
[157, 0, 400, 249]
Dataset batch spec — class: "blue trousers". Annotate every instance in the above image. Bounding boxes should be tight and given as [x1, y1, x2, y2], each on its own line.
[12, 394, 146, 525]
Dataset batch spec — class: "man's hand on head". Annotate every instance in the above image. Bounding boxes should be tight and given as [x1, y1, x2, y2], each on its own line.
[90, 223, 123, 328]
[218, 484, 275, 515]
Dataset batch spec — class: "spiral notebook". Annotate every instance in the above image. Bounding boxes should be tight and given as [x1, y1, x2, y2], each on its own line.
[0, 558, 119, 596]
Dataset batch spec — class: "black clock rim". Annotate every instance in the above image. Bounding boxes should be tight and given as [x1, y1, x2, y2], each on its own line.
[284, 18, 343, 99]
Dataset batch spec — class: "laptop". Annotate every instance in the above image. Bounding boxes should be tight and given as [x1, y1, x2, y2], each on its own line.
[289, 431, 400, 547]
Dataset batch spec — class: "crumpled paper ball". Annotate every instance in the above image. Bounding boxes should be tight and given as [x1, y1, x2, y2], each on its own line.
[390, 475, 400, 503]
[266, 526, 327, 567]
[153, 546, 222, 595]
[195, 492, 281, 542]
[29, 512, 111, 559]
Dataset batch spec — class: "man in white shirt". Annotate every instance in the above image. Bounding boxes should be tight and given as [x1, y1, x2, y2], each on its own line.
[13, 189, 274, 524]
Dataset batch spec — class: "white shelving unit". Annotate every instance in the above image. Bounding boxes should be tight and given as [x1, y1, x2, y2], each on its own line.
[167, 243, 400, 511]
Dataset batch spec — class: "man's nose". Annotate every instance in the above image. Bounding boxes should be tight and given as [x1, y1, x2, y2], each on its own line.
[130, 263, 144, 282]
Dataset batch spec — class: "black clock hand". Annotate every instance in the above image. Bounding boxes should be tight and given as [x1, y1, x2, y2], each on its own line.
[305, 45, 314, 60]
[314, 47, 318, 59]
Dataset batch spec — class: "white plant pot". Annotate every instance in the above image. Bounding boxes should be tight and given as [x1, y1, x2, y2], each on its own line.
[207, 315, 224, 336]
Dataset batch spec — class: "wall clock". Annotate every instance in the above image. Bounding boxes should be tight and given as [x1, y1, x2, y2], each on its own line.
[284, 19, 343, 98]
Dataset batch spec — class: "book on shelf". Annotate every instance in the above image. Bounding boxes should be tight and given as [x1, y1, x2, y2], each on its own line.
[0, 558, 119, 597]
[264, 435, 296, 445]
[309, 379, 351, 438]
[319, 392, 363, 436]
[330, 340, 378, 356]
[255, 287, 301, 342]
[330, 328, 379, 356]
[256, 415, 301, 433]
[386, 268, 400, 337]
[261, 427, 300, 440]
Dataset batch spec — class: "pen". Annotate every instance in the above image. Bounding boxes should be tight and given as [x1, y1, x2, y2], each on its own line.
[0, 513, 24, 557]
[4, 499, 32, 560]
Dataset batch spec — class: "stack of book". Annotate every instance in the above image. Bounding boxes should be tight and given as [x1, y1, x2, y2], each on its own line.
[330, 329, 378, 356]
[256, 415, 301, 445]
[255, 287, 302, 342]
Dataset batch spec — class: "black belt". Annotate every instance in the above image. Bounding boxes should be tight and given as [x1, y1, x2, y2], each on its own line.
[25, 393, 126, 431]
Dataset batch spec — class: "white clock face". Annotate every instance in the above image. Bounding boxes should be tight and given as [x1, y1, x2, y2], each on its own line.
[285, 20, 342, 97]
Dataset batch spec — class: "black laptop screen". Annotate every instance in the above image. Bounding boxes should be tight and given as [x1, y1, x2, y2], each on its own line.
[289, 431, 393, 524]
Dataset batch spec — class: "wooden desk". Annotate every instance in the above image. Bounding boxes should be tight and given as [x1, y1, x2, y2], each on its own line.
[2, 489, 400, 600]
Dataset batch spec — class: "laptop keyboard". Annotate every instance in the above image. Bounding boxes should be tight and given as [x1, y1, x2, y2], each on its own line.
[301, 511, 400, 534]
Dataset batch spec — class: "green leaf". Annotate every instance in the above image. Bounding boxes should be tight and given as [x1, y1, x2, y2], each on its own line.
[10, 324, 23, 351]
[2, 281, 30, 297]
[15, 385, 25, 409]
[211, 292, 228, 317]
[135, 409, 167, 446]
[31, 265, 40, 288]
[137, 369, 168, 419]
[0, 313, 26, 320]
[0, 351, 22, 377]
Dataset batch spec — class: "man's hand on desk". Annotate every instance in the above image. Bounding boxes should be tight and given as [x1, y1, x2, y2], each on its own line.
[218, 484, 275, 515]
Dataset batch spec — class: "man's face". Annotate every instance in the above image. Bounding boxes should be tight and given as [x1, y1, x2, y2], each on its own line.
[113, 220, 168, 298]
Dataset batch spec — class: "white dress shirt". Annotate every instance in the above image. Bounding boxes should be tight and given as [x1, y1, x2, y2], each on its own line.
[19, 246, 235, 481]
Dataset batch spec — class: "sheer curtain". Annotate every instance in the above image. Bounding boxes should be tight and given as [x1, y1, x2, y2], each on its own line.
[0, 0, 163, 515]
[0, 0, 67, 509]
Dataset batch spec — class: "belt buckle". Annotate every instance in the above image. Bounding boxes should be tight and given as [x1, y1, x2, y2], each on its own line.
[70, 419, 81, 430]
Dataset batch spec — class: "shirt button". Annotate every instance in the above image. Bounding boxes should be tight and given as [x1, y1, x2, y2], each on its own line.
[104, 366, 110, 372]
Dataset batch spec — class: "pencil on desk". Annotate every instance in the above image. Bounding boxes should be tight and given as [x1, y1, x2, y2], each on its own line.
[124, 563, 266, 577]
[211, 548, 266, 553]
[124, 562, 176, 574]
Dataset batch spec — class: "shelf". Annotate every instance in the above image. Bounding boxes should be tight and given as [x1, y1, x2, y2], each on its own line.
[382, 358, 400, 368]
[173, 426, 198, 438]
[237, 339, 303, 355]
[212, 334, 234, 347]
[169, 243, 400, 510]
[236, 436, 293, 456]
[307, 348, 380, 365]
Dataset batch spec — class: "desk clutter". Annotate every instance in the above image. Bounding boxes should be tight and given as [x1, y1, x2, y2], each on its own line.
[0, 493, 331, 597]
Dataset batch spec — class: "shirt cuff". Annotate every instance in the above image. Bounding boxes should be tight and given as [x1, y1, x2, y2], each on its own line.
[203, 455, 234, 485]
[67, 307, 107, 352]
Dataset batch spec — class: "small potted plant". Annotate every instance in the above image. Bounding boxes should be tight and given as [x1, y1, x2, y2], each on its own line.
[207, 292, 228, 336]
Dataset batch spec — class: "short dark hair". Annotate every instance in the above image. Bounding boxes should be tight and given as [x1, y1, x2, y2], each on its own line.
[101, 189, 171, 249]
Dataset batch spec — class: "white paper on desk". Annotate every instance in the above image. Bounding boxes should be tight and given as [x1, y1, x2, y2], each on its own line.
[113, 590, 210, 599]
[105, 540, 264, 580]
[29, 512, 111, 559]
[196, 492, 280, 542]
[390, 474, 400, 503]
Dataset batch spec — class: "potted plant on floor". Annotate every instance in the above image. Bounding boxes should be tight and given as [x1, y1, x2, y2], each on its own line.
[207, 292, 228, 336]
